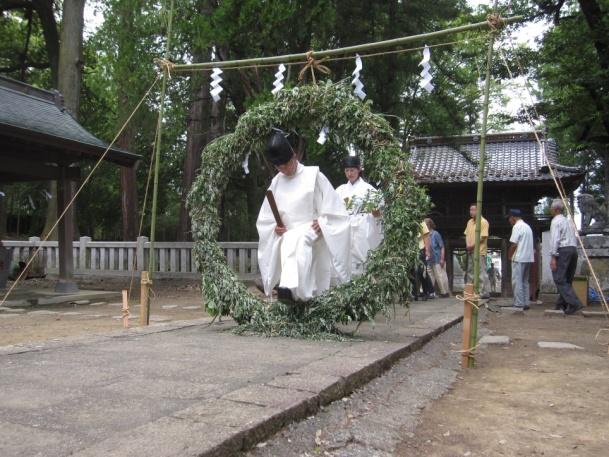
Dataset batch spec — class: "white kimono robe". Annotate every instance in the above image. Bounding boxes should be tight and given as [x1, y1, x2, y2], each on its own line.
[336, 177, 383, 274]
[257, 164, 351, 301]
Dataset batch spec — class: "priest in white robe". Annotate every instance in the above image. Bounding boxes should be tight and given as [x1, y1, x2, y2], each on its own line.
[256, 129, 352, 303]
[335, 155, 383, 275]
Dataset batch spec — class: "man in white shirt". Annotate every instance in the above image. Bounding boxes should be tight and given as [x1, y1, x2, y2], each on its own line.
[549, 199, 584, 314]
[506, 209, 534, 310]
[335, 155, 383, 275]
[256, 129, 351, 303]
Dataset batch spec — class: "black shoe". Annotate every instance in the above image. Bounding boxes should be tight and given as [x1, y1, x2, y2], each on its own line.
[523, 305, 531, 310]
[277, 287, 294, 304]
[554, 304, 566, 311]
[564, 303, 583, 315]
[422, 293, 428, 301]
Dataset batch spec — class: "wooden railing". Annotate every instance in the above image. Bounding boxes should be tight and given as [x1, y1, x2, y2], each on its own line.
[2, 237, 260, 281]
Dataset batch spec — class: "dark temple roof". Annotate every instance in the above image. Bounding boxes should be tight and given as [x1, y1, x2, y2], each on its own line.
[409, 131, 584, 191]
[0, 76, 140, 183]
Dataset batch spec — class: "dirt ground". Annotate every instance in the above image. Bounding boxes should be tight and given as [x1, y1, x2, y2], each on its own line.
[0, 278, 211, 346]
[396, 300, 609, 457]
[2, 280, 608, 456]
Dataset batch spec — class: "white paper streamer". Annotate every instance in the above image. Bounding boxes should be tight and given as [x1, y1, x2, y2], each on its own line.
[351, 54, 366, 100]
[419, 45, 434, 93]
[317, 126, 330, 145]
[242, 152, 251, 175]
[210, 67, 224, 102]
[271, 64, 286, 95]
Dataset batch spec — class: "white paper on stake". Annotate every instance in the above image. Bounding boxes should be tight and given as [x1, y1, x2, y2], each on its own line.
[418, 46, 434, 93]
[351, 54, 366, 100]
[210, 67, 224, 102]
[271, 64, 286, 95]
[317, 126, 330, 145]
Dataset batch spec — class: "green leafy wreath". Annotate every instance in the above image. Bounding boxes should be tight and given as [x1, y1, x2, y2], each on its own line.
[188, 80, 430, 339]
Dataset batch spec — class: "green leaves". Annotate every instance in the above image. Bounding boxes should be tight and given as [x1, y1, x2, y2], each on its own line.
[188, 81, 429, 339]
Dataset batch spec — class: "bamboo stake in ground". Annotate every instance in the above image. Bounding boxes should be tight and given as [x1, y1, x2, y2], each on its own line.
[461, 283, 474, 368]
[122, 290, 129, 328]
[140, 271, 150, 326]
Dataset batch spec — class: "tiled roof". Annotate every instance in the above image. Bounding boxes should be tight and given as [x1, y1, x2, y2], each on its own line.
[409, 132, 583, 185]
[0, 76, 140, 166]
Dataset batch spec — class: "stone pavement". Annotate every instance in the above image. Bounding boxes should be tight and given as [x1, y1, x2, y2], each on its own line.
[0, 297, 464, 457]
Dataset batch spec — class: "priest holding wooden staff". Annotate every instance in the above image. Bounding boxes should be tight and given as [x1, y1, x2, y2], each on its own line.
[256, 128, 351, 303]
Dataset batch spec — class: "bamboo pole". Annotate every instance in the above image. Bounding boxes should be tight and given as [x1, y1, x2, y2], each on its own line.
[122, 289, 129, 328]
[468, 0, 499, 368]
[145, 0, 175, 325]
[140, 271, 150, 326]
[173, 16, 523, 72]
[461, 283, 474, 368]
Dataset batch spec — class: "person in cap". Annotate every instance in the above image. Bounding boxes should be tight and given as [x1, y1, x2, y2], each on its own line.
[548, 199, 584, 314]
[335, 155, 383, 274]
[256, 129, 351, 303]
[507, 209, 534, 310]
[464, 203, 491, 298]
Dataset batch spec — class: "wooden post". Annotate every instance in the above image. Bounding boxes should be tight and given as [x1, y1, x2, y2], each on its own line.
[122, 290, 129, 328]
[140, 271, 150, 326]
[461, 283, 474, 368]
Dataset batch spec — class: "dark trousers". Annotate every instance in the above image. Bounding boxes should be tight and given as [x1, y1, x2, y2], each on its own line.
[412, 249, 434, 297]
[552, 246, 583, 308]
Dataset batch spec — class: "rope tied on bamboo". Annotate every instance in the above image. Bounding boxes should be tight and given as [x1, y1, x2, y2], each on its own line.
[486, 13, 504, 31]
[454, 344, 479, 358]
[140, 277, 156, 300]
[153, 58, 176, 75]
[455, 291, 481, 309]
[298, 51, 331, 85]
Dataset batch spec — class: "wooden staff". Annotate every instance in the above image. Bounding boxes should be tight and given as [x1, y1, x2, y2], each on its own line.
[265, 190, 284, 228]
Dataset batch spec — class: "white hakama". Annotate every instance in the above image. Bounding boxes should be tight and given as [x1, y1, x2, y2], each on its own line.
[257, 164, 351, 301]
[336, 177, 383, 274]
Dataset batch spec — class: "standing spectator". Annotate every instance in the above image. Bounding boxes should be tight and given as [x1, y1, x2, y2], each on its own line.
[549, 199, 584, 314]
[411, 221, 435, 301]
[464, 203, 490, 298]
[506, 209, 534, 310]
[425, 218, 451, 298]
[486, 262, 501, 293]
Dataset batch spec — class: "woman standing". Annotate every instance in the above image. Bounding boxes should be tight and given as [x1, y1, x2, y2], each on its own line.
[425, 218, 451, 298]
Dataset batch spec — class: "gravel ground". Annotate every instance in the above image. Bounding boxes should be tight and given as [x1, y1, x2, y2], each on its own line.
[246, 314, 481, 457]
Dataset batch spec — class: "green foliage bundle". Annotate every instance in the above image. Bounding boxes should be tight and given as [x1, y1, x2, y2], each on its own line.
[190, 81, 430, 339]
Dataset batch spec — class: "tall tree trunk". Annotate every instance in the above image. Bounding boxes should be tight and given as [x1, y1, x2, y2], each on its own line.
[178, 70, 213, 241]
[115, 2, 140, 241]
[41, 0, 85, 241]
[118, 92, 138, 241]
[35, 0, 61, 88]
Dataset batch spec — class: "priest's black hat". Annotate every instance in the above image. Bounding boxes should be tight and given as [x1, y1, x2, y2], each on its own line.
[342, 155, 361, 168]
[268, 128, 294, 165]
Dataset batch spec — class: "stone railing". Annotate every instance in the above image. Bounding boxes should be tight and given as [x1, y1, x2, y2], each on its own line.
[1, 237, 259, 281]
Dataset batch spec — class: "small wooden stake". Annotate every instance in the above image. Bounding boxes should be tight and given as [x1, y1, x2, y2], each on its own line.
[461, 283, 474, 368]
[122, 290, 129, 328]
[140, 271, 150, 326]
